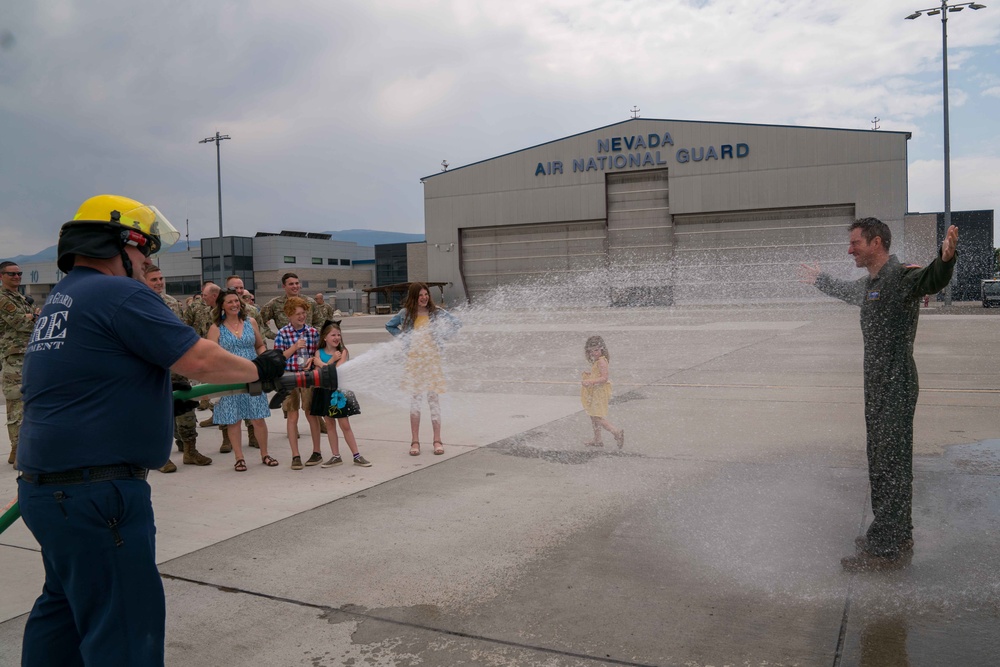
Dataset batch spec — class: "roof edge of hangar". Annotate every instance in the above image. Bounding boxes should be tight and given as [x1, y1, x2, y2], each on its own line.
[419, 117, 912, 182]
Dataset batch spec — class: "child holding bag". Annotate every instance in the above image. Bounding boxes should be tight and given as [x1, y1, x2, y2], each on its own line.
[310, 321, 371, 468]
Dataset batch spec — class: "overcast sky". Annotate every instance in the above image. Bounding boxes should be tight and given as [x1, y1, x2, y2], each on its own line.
[2, 0, 998, 257]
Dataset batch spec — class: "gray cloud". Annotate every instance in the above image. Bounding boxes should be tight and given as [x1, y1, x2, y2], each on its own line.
[2, 0, 998, 255]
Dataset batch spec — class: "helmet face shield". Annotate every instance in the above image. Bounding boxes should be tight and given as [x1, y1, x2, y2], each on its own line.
[107, 203, 179, 255]
[131, 204, 180, 254]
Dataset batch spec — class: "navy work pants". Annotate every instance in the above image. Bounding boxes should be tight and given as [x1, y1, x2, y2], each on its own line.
[17, 477, 165, 666]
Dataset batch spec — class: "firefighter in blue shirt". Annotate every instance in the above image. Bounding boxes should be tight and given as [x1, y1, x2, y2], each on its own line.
[16, 195, 286, 665]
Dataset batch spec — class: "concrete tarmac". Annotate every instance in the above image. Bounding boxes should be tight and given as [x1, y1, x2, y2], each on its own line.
[1, 303, 998, 666]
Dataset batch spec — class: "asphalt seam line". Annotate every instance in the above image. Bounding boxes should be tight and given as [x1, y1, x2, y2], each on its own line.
[160, 572, 660, 667]
[832, 489, 870, 667]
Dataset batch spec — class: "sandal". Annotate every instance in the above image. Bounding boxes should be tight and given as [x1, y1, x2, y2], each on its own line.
[261, 455, 279, 467]
[433, 441, 445, 455]
[234, 459, 247, 472]
[409, 442, 421, 456]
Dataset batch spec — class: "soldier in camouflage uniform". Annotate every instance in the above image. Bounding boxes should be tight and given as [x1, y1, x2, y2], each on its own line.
[144, 266, 212, 471]
[0, 262, 35, 466]
[314, 292, 336, 323]
[801, 218, 958, 572]
[184, 282, 220, 338]
[226, 276, 264, 331]
[184, 282, 233, 452]
[184, 289, 214, 415]
[225, 276, 264, 448]
[259, 273, 325, 340]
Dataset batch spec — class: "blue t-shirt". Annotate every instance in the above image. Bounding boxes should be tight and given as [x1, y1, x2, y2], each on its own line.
[18, 267, 201, 474]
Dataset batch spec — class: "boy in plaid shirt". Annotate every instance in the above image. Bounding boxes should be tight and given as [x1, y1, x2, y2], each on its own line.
[274, 297, 322, 470]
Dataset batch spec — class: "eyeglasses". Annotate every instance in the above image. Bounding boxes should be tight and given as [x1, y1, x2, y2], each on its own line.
[2, 271, 23, 276]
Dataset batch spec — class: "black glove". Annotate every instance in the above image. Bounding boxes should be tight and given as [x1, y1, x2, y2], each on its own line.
[172, 380, 198, 416]
[252, 349, 286, 383]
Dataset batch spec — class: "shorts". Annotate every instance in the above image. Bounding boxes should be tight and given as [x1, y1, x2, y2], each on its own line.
[281, 387, 313, 413]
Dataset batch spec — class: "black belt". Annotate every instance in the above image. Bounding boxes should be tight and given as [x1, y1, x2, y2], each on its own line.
[18, 464, 149, 486]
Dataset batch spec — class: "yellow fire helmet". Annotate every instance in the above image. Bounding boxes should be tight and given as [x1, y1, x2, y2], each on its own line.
[57, 194, 181, 273]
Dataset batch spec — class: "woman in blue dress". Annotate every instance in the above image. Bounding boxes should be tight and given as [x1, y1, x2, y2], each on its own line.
[207, 290, 276, 471]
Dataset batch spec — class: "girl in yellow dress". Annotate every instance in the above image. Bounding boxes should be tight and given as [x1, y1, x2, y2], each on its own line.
[385, 283, 461, 456]
[581, 336, 624, 448]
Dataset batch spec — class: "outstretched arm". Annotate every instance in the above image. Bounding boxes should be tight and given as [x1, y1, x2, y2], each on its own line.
[907, 225, 959, 297]
[799, 263, 865, 306]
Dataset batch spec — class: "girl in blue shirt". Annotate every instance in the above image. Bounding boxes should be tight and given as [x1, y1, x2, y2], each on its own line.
[310, 321, 370, 468]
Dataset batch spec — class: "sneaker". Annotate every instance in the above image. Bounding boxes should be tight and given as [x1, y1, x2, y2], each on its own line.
[321, 455, 343, 468]
[305, 452, 324, 466]
[290, 456, 303, 470]
[353, 455, 372, 467]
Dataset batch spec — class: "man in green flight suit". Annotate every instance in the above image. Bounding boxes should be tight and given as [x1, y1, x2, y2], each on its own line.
[0, 261, 35, 467]
[800, 217, 958, 572]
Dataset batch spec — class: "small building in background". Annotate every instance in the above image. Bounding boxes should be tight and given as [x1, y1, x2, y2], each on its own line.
[904, 210, 995, 301]
[374, 241, 429, 310]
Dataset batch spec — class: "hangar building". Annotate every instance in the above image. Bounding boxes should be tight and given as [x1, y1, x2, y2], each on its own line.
[421, 118, 913, 306]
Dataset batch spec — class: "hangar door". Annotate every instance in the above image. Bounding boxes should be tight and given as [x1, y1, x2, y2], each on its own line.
[606, 169, 673, 305]
[460, 220, 607, 303]
[671, 204, 855, 303]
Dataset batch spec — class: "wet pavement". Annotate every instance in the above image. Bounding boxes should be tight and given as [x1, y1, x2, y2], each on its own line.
[1, 302, 998, 666]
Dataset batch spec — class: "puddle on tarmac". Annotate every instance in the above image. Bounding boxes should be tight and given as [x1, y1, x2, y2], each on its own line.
[942, 439, 1000, 476]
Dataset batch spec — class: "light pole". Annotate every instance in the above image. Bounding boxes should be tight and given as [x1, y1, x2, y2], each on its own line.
[906, 1, 986, 305]
[199, 131, 231, 277]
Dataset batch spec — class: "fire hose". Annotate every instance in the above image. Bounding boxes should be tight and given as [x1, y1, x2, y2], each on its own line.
[0, 365, 338, 535]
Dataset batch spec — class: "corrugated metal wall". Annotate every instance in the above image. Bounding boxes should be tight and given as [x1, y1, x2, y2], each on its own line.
[671, 204, 855, 302]
[459, 220, 606, 301]
[458, 192, 857, 304]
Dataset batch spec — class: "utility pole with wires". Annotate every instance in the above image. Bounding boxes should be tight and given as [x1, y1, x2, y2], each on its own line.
[630, 105, 641, 119]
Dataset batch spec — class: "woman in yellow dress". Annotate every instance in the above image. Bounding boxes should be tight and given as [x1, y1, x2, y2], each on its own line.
[581, 335, 624, 448]
[385, 283, 461, 456]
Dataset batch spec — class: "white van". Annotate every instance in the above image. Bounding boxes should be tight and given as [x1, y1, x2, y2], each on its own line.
[982, 279, 1000, 308]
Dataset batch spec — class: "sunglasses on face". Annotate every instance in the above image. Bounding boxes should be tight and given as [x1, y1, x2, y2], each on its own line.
[3, 271, 23, 276]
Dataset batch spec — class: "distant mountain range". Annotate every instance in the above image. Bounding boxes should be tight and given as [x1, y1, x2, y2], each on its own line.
[2, 229, 425, 264]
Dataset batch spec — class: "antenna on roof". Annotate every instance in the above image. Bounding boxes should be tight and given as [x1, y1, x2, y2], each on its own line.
[441, 160, 449, 172]
[630, 106, 640, 119]
[871, 116, 880, 131]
